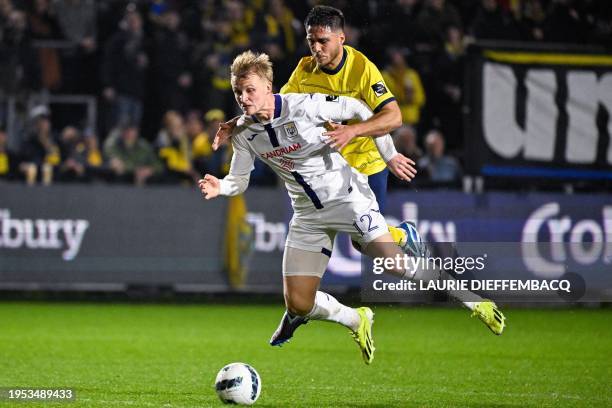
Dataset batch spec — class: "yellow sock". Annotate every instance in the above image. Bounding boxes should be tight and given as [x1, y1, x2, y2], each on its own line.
[388, 225, 405, 246]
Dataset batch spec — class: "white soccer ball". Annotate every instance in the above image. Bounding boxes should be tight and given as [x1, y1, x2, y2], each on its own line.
[214, 362, 261, 405]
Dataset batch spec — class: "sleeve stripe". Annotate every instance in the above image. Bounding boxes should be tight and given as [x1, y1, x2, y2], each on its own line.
[373, 97, 396, 114]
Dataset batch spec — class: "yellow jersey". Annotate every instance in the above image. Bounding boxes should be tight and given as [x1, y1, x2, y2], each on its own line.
[382, 67, 425, 125]
[0, 152, 8, 175]
[191, 132, 213, 159]
[158, 137, 192, 173]
[280, 45, 396, 176]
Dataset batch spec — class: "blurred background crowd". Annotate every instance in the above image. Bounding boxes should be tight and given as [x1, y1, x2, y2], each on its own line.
[1, 0, 610, 188]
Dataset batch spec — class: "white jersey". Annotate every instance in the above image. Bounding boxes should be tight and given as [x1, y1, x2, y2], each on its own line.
[219, 93, 397, 213]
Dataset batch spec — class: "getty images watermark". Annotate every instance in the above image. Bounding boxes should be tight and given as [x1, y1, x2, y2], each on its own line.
[359, 242, 606, 303]
[371, 253, 572, 293]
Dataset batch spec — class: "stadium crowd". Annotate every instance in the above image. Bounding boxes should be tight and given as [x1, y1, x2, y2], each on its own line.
[1, 0, 610, 187]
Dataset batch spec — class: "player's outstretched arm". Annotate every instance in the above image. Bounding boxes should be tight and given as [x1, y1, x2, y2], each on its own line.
[350, 100, 402, 136]
[319, 96, 416, 181]
[203, 137, 255, 197]
[323, 101, 402, 150]
[198, 174, 221, 200]
[212, 116, 240, 151]
[199, 172, 251, 198]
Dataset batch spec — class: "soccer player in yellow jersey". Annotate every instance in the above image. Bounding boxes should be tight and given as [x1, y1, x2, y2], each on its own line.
[282, 6, 413, 215]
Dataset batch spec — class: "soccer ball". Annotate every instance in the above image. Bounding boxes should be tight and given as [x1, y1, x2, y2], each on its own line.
[214, 362, 261, 405]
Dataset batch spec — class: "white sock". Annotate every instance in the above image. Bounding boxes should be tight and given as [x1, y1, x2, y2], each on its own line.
[306, 291, 361, 331]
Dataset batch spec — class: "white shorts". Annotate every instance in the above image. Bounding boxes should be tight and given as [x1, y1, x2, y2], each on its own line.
[284, 181, 388, 257]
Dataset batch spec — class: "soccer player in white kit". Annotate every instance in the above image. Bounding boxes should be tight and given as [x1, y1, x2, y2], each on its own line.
[199, 51, 505, 364]
[199, 50, 414, 364]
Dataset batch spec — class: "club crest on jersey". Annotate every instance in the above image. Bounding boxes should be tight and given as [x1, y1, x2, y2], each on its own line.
[283, 122, 298, 138]
[371, 81, 388, 97]
[325, 94, 339, 102]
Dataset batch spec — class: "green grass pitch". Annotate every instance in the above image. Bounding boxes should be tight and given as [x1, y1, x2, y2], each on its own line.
[0, 302, 610, 407]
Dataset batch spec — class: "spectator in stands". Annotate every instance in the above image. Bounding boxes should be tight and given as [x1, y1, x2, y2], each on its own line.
[156, 110, 195, 183]
[381, 0, 422, 51]
[255, 0, 301, 86]
[418, 130, 462, 186]
[516, 0, 546, 41]
[192, 2, 258, 115]
[28, 0, 63, 91]
[471, 0, 520, 41]
[185, 111, 214, 175]
[101, 3, 148, 130]
[203, 109, 225, 141]
[543, 0, 588, 44]
[52, 0, 97, 93]
[146, 0, 168, 28]
[431, 24, 465, 151]
[394, 125, 423, 163]
[3, 0, 611, 190]
[190, 3, 216, 113]
[382, 48, 426, 127]
[52, 0, 95, 48]
[0, 127, 19, 181]
[0, 0, 11, 17]
[57, 124, 79, 160]
[106, 122, 161, 186]
[343, 23, 362, 49]
[156, 110, 182, 148]
[19, 105, 60, 184]
[202, 109, 231, 177]
[79, 131, 105, 180]
[225, 0, 254, 49]
[417, 0, 462, 49]
[28, 0, 62, 40]
[194, 23, 236, 115]
[264, 0, 300, 57]
[152, 9, 193, 114]
[57, 126, 105, 182]
[82, 131, 103, 170]
[581, 0, 612, 46]
[0, 5, 40, 94]
[390, 125, 422, 189]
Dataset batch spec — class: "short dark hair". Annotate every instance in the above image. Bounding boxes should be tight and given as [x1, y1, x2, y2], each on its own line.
[304, 6, 344, 32]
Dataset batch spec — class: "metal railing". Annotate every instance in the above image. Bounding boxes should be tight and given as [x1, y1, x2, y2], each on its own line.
[3, 93, 97, 149]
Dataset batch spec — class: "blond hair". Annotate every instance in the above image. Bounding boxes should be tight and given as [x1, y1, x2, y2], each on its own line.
[230, 51, 273, 88]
